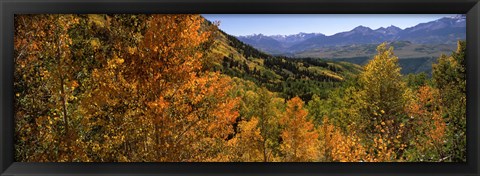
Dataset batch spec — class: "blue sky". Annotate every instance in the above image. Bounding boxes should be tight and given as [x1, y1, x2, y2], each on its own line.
[202, 14, 455, 36]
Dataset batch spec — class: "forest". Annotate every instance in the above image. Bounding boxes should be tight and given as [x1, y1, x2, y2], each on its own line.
[14, 14, 466, 162]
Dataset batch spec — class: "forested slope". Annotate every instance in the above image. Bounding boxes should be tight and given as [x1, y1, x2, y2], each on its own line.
[14, 14, 466, 162]
[211, 29, 362, 101]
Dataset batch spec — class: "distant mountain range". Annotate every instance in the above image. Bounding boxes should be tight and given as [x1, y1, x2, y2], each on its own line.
[237, 15, 466, 58]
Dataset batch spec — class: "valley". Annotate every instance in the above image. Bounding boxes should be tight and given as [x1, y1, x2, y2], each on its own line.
[210, 29, 362, 101]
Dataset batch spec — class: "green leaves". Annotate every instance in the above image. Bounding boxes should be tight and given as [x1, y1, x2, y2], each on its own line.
[431, 41, 466, 162]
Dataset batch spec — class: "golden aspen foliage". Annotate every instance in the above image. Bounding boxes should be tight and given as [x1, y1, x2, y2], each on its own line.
[224, 117, 264, 162]
[404, 85, 446, 161]
[14, 14, 88, 162]
[320, 117, 367, 162]
[13, 14, 466, 163]
[80, 14, 239, 162]
[15, 14, 239, 162]
[360, 43, 407, 120]
[280, 97, 320, 162]
[357, 43, 409, 161]
[224, 78, 285, 162]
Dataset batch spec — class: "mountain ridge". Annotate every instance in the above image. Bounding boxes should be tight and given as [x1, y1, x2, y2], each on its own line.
[237, 15, 466, 55]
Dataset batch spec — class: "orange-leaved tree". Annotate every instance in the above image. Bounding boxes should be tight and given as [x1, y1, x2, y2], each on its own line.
[14, 14, 89, 162]
[321, 117, 366, 162]
[80, 14, 239, 162]
[404, 85, 446, 161]
[279, 97, 320, 162]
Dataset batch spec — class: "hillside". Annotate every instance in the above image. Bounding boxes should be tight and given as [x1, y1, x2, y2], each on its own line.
[15, 14, 466, 163]
[294, 41, 456, 59]
[294, 41, 454, 75]
[210, 29, 362, 101]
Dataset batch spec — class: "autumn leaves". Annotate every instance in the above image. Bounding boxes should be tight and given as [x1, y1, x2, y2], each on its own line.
[14, 14, 466, 162]
[15, 14, 237, 162]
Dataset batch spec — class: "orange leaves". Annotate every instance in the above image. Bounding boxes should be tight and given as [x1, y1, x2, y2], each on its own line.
[68, 80, 79, 90]
[281, 97, 308, 125]
[321, 117, 366, 162]
[15, 15, 462, 163]
[14, 14, 85, 162]
[93, 14, 237, 161]
[402, 85, 448, 161]
[429, 112, 446, 145]
[226, 117, 264, 162]
[280, 97, 320, 162]
[14, 14, 231, 162]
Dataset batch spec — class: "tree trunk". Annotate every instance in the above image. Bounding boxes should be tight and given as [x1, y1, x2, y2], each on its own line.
[60, 76, 69, 135]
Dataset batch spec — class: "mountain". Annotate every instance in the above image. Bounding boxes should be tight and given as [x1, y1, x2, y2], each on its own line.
[236, 34, 284, 55]
[375, 25, 402, 36]
[397, 15, 466, 44]
[209, 29, 362, 101]
[237, 33, 325, 55]
[269, 32, 325, 47]
[237, 15, 466, 55]
[288, 25, 394, 52]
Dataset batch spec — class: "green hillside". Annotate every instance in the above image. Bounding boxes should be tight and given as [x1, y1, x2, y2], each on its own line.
[330, 56, 437, 75]
[210, 30, 363, 101]
[294, 41, 456, 75]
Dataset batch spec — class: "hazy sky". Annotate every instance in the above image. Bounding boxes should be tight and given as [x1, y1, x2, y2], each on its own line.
[202, 14, 456, 36]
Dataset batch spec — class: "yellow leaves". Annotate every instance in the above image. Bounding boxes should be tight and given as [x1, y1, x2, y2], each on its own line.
[88, 14, 107, 28]
[91, 69, 100, 78]
[117, 58, 124, 64]
[40, 70, 50, 78]
[111, 54, 124, 65]
[17, 14, 441, 163]
[90, 38, 101, 50]
[368, 134, 396, 162]
[118, 155, 129, 162]
[106, 54, 125, 69]
[280, 97, 320, 162]
[323, 118, 366, 162]
[69, 80, 79, 89]
[127, 47, 136, 55]
[92, 143, 101, 152]
[404, 85, 447, 158]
